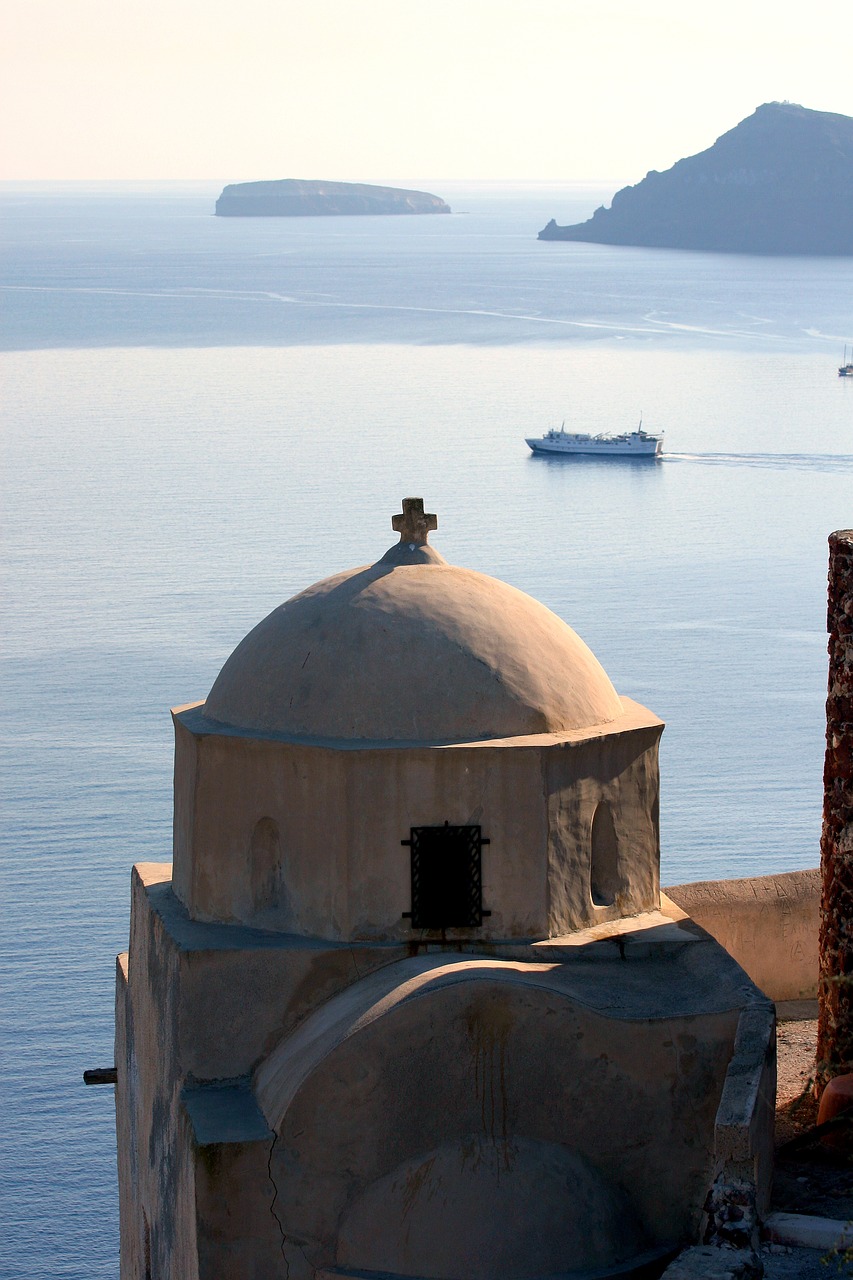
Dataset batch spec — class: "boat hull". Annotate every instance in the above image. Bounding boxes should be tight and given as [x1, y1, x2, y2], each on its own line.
[526, 437, 662, 457]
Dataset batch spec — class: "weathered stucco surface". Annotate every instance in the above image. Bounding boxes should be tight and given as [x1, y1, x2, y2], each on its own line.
[256, 956, 744, 1273]
[204, 559, 624, 741]
[665, 870, 820, 1002]
[117, 865, 774, 1280]
[115, 520, 778, 1278]
[115, 866, 198, 1280]
[172, 698, 663, 939]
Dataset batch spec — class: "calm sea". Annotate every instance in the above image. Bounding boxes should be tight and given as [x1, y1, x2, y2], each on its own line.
[1, 182, 852, 1277]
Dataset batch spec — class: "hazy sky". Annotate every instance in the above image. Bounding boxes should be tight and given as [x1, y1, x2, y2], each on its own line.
[3, 0, 851, 183]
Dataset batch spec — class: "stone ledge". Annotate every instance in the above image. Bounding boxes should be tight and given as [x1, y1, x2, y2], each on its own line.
[181, 1077, 272, 1146]
[715, 1004, 776, 1162]
[660, 1245, 760, 1279]
[763, 1210, 853, 1251]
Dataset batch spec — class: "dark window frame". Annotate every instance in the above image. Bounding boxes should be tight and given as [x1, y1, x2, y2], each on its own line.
[402, 822, 490, 930]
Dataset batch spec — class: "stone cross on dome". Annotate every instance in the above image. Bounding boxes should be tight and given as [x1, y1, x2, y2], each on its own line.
[392, 497, 437, 546]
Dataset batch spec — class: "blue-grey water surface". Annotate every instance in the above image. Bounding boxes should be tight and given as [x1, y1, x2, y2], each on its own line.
[1, 182, 851, 1277]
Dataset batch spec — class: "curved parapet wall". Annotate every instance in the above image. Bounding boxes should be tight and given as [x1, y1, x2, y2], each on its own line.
[254, 952, 744, 1275]
[664, 869, 820, 1003]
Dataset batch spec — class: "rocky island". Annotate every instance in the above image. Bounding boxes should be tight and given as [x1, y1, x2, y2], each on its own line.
[539, 103, 853, 255]
[215, 179, 451, 217]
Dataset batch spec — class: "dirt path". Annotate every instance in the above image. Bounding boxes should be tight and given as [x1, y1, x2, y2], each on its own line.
[772, 1018, 853, 1221]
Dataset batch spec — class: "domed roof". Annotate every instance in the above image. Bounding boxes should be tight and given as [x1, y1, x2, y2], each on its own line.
[204, 500, 622, 743]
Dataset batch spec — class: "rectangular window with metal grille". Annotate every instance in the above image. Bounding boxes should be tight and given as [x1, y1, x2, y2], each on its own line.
[402, 823, 489, 930]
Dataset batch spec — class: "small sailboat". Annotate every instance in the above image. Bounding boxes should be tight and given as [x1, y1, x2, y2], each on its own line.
[839, 344, 853, 377]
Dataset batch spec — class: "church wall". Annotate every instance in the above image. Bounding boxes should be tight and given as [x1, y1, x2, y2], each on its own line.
[173, 716, 552, 940]
[119, 864, 200, 1280]
[178, 940, 411, 1080]
[171, 712, 198, 911]
[114, 954, 139, 1278]
[261, 973, 740, 1270]
[119, 870, 772, 1278]
[341, 741, 550, 940]
[173, 722, 352, 933]
[129, 863, 414, 1080]
[545, 723, 663, 934]
[172, 704, 662, 944]
[193, 1139, 286, 1280]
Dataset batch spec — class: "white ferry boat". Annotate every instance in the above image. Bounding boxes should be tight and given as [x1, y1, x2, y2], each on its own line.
[526, 418, 664, 458]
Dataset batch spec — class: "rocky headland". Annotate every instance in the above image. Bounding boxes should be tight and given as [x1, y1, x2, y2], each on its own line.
[215, 179, 451, 217]
[539, 103, 853, 255]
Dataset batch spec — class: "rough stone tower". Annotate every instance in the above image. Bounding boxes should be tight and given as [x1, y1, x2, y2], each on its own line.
[817, 529, 853, 1087]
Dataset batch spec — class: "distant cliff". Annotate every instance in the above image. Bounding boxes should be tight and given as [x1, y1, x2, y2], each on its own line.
[539, 103, 853, 255]
[215, 179, 451, 217]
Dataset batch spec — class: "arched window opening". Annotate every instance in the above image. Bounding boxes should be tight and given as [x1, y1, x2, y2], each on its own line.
[250, 817, 282, 914]
[590, 802, 619, 907]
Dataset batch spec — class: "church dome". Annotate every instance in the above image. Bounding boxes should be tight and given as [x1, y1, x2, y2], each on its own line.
[204, 500, 623, 743]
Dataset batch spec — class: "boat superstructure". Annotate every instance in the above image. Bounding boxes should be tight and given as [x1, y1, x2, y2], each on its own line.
[526, 418, 664, 458]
